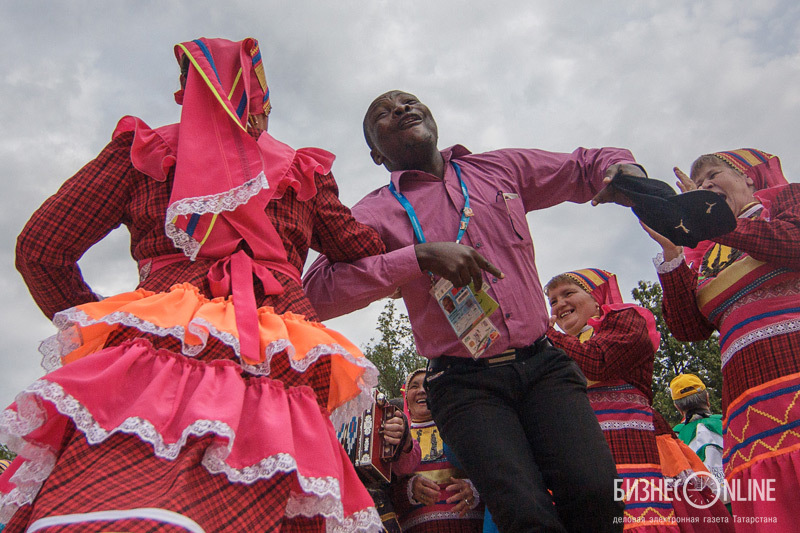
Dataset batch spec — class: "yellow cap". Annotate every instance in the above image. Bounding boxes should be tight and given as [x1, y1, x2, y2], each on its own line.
[670, 374, 706, 400]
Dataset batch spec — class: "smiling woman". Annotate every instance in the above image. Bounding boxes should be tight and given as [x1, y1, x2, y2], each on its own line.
[545, 268, 733, 531]
[391, 369, 484, 533]
[404, 370, 432, 424]
[547, 279, 600, 337]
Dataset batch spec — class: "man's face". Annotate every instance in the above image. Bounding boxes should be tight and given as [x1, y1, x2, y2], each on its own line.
[364, 91, 438, 171]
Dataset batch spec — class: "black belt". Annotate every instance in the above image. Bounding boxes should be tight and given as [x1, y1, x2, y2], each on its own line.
[427, 336, 550, 373]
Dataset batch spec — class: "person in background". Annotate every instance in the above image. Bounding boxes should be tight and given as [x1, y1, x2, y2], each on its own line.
[304, 89, 641, 532]
[546, 268, 732, 531]
[359, 405, 422, 532]
[2, 37, 387, 532]
[630, 149, 800, 531]
[670, 374, 729, 509]
[391, 369, 483, 532]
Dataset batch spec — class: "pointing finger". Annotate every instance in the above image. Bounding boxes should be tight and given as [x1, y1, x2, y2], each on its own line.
[474, 252, 504, 282]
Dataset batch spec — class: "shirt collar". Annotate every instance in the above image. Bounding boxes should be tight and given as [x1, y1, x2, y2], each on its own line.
[388, 144, 472, 191]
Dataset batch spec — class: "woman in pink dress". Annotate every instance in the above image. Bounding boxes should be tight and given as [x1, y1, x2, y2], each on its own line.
[0, 37, 386, 532]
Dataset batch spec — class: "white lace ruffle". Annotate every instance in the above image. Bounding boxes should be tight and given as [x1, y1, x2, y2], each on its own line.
[0, 399, 57, 525]
[40, 308, 205, 372]
[165, 172, 269, 260]
[39, 309, 379, 429]
[0, 379, 379, 532]
[165, 224, 202, 262]
[598, 420, 655, 431]
[653, 251, 686, 274]
[407, 474, 423, 505]
[464, 478, 481, 510]
[325, 506, 383, 533]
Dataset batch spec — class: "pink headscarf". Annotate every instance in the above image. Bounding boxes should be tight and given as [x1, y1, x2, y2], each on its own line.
[561, 268, 661, 352]
[684, 148, 789, 269]
[114, 38, 332, 263]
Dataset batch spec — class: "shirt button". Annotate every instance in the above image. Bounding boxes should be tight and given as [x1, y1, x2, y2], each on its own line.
[505, 313, 512, 318]
[492, 278, 498, 283]
[475, 242, 482, 248]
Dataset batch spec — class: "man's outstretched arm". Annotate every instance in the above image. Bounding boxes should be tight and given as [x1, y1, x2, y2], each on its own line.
[304, 242, 502, 321]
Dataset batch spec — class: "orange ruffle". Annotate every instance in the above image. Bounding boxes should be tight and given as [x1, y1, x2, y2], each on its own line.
[42, 283, 375, 418]
[656, 434, 709, 478]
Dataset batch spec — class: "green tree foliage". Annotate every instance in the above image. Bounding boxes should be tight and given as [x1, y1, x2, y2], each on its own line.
[0, 443, 15, 461]
[361, 300, 426, 399]
[631, 280, 723, 426]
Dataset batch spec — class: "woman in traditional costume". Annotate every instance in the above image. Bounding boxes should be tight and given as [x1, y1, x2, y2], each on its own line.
[391, 369, 483, 533]
[545, 269, 733, 532]
[1, 37, 386, 532]
[645, 149, 800, 531]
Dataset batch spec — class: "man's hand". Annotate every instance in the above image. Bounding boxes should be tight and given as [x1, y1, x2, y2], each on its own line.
[591, 163, 647, 206]
[415, 242, 503, 291]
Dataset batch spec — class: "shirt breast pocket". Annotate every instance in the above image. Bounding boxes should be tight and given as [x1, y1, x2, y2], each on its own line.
[492, 191, 530, 244]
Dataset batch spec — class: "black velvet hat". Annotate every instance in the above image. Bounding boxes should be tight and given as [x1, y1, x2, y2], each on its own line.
[610, 172, 737, 247]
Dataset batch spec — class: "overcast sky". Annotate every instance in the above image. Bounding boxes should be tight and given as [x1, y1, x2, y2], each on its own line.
[1, 0, 798, 407]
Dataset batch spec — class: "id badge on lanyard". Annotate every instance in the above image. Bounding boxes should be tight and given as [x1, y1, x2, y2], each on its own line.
[389, 162, 500, 358]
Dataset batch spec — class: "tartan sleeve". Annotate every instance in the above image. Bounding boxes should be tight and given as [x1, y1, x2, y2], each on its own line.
[16, 133, 134, 319]
[657, 261, 716, 341]
[309, 171, 386, 262]
[546, 309, 654, 382]
[715, 185, 800, 269]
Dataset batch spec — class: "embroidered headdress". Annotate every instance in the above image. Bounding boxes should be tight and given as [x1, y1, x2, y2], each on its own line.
[711, 149, 786, 191]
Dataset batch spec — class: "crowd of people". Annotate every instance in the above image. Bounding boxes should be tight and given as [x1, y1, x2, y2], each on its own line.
[0, 36, 797, 532]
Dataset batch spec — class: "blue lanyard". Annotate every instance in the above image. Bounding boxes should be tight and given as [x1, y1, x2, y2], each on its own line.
[388, 161, 472, 244]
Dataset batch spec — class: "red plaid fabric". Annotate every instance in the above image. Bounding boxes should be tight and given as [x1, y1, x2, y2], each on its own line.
[658, 263, 718, 342]
[718, 331, 800, 412]
[16, 130, 385, 321]
[604, 428, 660, 465]
[660, 277, 800, 411]
[652, 409, 675, 437]
[548, 308, 656, 401]
[716, 184, 800, 269]
[4, 428, 296, 532]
